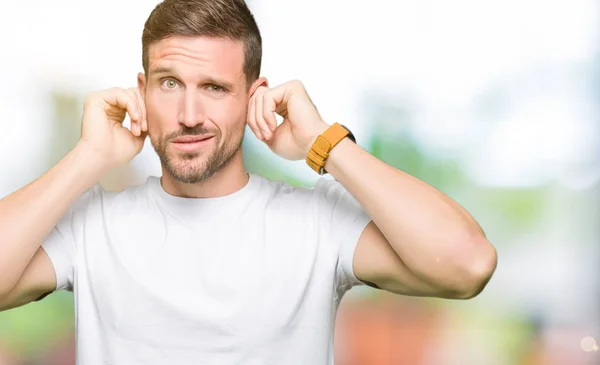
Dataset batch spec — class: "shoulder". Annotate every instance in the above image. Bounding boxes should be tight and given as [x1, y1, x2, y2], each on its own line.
[76, 177, 155, 214]
[254, 174, 323, 196]
[254, 174, 349, 206]
[106, 177, 154, 201]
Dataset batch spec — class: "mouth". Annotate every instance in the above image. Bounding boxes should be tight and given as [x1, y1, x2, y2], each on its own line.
[171, 135, 215, 152]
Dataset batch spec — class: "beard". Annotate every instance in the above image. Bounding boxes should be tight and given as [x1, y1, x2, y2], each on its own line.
[151, 124, 243, 184]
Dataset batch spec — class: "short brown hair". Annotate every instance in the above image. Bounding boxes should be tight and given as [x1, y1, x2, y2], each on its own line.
[142, 0, 262, 86]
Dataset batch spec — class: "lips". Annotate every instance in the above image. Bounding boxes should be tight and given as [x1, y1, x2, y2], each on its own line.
[170, 134, 215, 153]
[172, 135, 213, 143]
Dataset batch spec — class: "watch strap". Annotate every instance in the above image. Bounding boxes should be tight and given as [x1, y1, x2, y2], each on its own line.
[306, 123, 350, 175]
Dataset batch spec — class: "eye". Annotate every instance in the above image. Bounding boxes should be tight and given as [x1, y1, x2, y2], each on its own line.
[208, 84, 225, 93]
[161, 79, 179, 89]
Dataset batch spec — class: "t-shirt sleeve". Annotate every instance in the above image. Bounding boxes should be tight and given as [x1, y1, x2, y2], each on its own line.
[41, 185, 99, 292]
[314, 178, 372, 291]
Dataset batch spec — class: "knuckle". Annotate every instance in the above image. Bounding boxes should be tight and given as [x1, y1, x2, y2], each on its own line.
[84, 92, 101, 107]
[115, 87, 131, 100]
[110, 87, 124, 95]
[83, 94, 94, 105]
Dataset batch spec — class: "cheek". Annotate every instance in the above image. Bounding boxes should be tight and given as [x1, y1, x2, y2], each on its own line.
[206, 98, 247, 133]
[146, 93, 179, 133]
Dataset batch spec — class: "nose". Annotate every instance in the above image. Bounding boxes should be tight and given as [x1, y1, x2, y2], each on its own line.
[178, 89, 205, 128]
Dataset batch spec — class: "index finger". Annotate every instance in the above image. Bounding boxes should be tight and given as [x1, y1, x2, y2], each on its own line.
[100, 87, 141, 122]
[133, 87, 147, 132]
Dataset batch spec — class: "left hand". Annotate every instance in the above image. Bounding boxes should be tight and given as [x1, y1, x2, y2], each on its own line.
[247, 80, 329, 161]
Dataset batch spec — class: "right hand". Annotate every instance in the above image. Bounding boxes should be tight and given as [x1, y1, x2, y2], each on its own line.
[79, 87, 148, 166]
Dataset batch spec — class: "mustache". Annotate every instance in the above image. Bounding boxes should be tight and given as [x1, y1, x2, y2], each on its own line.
[165, 126, 217, 141]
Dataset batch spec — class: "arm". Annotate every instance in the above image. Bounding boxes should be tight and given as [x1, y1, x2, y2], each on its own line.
[0, 145, 109, 309]
[324, 137, 497, 299]
[247, 80, 497, 299]
[0, 87, 147, 311]
[1, 247, 61, 311]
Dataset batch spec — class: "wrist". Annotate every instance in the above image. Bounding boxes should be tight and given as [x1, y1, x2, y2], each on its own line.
[305, 122, 356, 175]
[73, 141, 115, 178]
[322, 137, 354, 174]
[304, 122, 330, 156]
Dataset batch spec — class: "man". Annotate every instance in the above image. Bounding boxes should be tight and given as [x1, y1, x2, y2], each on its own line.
[0, 0, 497, 363]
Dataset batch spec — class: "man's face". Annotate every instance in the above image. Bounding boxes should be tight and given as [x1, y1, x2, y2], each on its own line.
[139, 36, 259, 184]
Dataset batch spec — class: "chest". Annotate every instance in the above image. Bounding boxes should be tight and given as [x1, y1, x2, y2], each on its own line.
[75, 204, 339, 349]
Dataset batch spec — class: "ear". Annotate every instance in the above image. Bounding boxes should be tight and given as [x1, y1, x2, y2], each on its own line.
[248, 77, 268, 97]
[137, 72, 146, 98]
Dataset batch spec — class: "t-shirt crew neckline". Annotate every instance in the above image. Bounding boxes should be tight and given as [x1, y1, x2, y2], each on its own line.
[147, 173, 261, 215]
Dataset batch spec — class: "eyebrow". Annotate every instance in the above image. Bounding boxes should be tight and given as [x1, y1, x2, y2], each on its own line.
[150, 67, 234, 90]
[150, 66, 175, 76]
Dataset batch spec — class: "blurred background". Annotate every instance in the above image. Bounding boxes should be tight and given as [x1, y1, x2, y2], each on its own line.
[0, 0, 599, 364]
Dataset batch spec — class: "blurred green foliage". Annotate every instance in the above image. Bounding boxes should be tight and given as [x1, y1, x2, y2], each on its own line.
[0, 292, 74, 357]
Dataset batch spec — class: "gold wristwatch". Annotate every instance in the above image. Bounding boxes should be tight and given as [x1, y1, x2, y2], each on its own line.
[306, 123, 356, 175]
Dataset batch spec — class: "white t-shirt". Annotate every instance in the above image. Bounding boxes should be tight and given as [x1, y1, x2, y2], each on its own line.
[41, 173, 371, 365]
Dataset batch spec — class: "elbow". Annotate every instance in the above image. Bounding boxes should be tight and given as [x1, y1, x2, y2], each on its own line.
[0, 288, 14, 312]
[0, 284, 13, 303]
[452, 237, 498, 300]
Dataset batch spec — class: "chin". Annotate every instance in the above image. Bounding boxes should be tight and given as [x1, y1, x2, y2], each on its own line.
[169, 169, 209, 184]
[158, 140, 240, 184]
[169, 160, 209, 183]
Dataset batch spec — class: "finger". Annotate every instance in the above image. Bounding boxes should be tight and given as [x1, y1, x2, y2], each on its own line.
[247, 93, 261, 140]
[103, 88, 140, 121]
[267, 81, 302, 115]
[255, 91, 271, 140]
[125, 89, 142, 136]
[262, 91, 278, 133]
[134, 87, 148, 132]
[86, 88, 139, 124]
[99, 88, 141, 137]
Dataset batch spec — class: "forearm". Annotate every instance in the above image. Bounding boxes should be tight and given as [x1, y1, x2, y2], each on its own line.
[0, 142, 109, 294]
[325, 138, 494, 288]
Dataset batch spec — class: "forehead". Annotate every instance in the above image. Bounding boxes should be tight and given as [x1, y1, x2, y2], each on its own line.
[148, 36, 244, 80]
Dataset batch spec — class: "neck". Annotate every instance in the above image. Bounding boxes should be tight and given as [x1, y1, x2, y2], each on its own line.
[159, 150, 248, 198]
